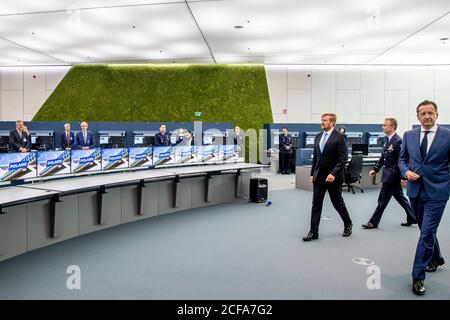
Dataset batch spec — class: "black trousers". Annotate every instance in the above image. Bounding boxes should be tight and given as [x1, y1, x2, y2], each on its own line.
[310, 181, 352, 235]
[279, 152, 291, 173]
[369, 182, 416, 226]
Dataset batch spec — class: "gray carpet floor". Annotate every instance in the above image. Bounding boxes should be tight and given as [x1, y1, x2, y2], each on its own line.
[0, 174, 449, 300]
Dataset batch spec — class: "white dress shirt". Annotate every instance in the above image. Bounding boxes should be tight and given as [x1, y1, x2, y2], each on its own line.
[319, 127, 334, 149]
[420, 124, 438, 153]
[387, 132, 395, 142]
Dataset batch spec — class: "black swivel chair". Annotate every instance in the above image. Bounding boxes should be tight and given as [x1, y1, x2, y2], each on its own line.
[343, 154, 364, 194]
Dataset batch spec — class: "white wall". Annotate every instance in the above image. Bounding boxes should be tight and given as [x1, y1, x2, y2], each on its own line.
[265, 65, 450, 135]
[0, 66, 70, 121]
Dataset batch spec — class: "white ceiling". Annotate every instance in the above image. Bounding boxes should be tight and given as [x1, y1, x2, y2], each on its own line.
[0, 0, 448, 66]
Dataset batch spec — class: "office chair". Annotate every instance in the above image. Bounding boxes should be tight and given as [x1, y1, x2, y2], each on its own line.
[343, 154, 364, 194]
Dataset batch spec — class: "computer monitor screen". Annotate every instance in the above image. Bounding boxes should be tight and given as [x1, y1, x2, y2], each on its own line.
[305, 137, 315, 148]
[99, 136, 110, 145]
[134, 136, 144, 145]
[273, 136, 279, 145]
[203, 136, 213, 145]
[351, 144, 369, 156]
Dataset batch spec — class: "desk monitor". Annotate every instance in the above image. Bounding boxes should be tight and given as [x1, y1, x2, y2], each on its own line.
[98, 131, 126, 148]
[368, 132, 385, 147]
[346, 132, 363, 146]
[290, 131, 300, 148]
[133, 131, 157, 147]
[304, 132, 319, 148]
[0, 131, 9, 153]
[351, 143, 369, 156]
[30, 130, 54, 151]
[0, 152, 37, 181]
[203, 135, 213, 145]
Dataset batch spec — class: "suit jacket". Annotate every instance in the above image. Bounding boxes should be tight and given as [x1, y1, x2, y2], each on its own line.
[60, 131, 75, 149]
[373, 133, 403, 184]
[399, 126, 450, 200]
[155, 132, 170, 147]
[74, 131, 95, 149]
[183, 138, 194, 146]
[279, 134, 292, 154]
[9, 129, 31, 152]
[310, 130, 348, 183]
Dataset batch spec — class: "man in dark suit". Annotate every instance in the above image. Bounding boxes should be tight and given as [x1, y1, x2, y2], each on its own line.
[74, 121, 95, 150]
[155, 124, 170, 147]
[399, 100, 450, 296]
[362, 118, 416, 229]
[303, 113, 353, 241]
[9, 120, 31, 152]
[60, 123, 75, 150]
[279, 127, 292, 174]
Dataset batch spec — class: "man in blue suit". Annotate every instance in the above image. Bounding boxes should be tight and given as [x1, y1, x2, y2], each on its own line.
[362, 118, 416, 229]
[74, 121, 95, 150]
[399, 100, 450, 296]
[60, 123, 75, 150]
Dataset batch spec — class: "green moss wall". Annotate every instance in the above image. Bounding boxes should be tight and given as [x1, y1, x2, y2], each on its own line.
[33, 64, 273, 132]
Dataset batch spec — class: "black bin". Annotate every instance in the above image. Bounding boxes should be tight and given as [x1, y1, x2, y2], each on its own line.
[250, 178, 268, 203]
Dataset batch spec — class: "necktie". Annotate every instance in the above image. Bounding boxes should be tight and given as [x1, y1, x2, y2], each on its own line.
[420, 131, 430, 160]
[84, 132, 87, 144]
[66, 132, 70, 146]
[320, 132, 328, 153]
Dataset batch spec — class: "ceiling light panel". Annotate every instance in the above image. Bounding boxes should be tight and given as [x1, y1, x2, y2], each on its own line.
[0, 0, 185, 15]
[190, 0, 450, 64]
[0, 3, 211, 63]
[0, 38, 63, 66]
[371, 13, 450, 64]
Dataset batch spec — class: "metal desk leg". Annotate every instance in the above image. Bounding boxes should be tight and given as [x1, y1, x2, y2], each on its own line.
[205, 173, 213, 203]
[97, 186, 107, 225]
[173, 175, 181, 208]
[50, 195, 63, 238]
[137, 180, 145, 215]
[235, 169, 242, 198]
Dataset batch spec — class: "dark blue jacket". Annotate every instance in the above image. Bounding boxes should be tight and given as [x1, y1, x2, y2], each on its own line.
[155, 132, 170, 147]
[60, 131, 75, 149]
[279, 134, 292, 154]
[74, 131, 95, 149]
[373, 132, 403, 184]
[399, 126, 450, 200]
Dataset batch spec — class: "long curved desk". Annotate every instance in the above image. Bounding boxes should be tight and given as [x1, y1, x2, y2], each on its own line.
[0, 163, 266, 262]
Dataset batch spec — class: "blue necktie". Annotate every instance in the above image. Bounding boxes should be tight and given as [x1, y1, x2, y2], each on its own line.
[320, 132, 328, 153]
[420, 131, 430, 160]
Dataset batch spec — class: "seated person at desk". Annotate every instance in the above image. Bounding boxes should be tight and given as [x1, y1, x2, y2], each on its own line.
[60, 123, 75, 150]
[9, 120, 31, 152]
[183, 130, 194, 146]
[155, 124, 170, 147]
[74, 121, 95, 150]
[362, 118, 416, 229]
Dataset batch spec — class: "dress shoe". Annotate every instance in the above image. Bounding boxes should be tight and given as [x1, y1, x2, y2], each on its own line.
[343, 224, 353, 237]
[412, 280, 426, 296]
[425, 257, 445, 272]
[302, 232, 318, 241]
[362, 222, 377, 229]
[401, 221, 417, 227]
